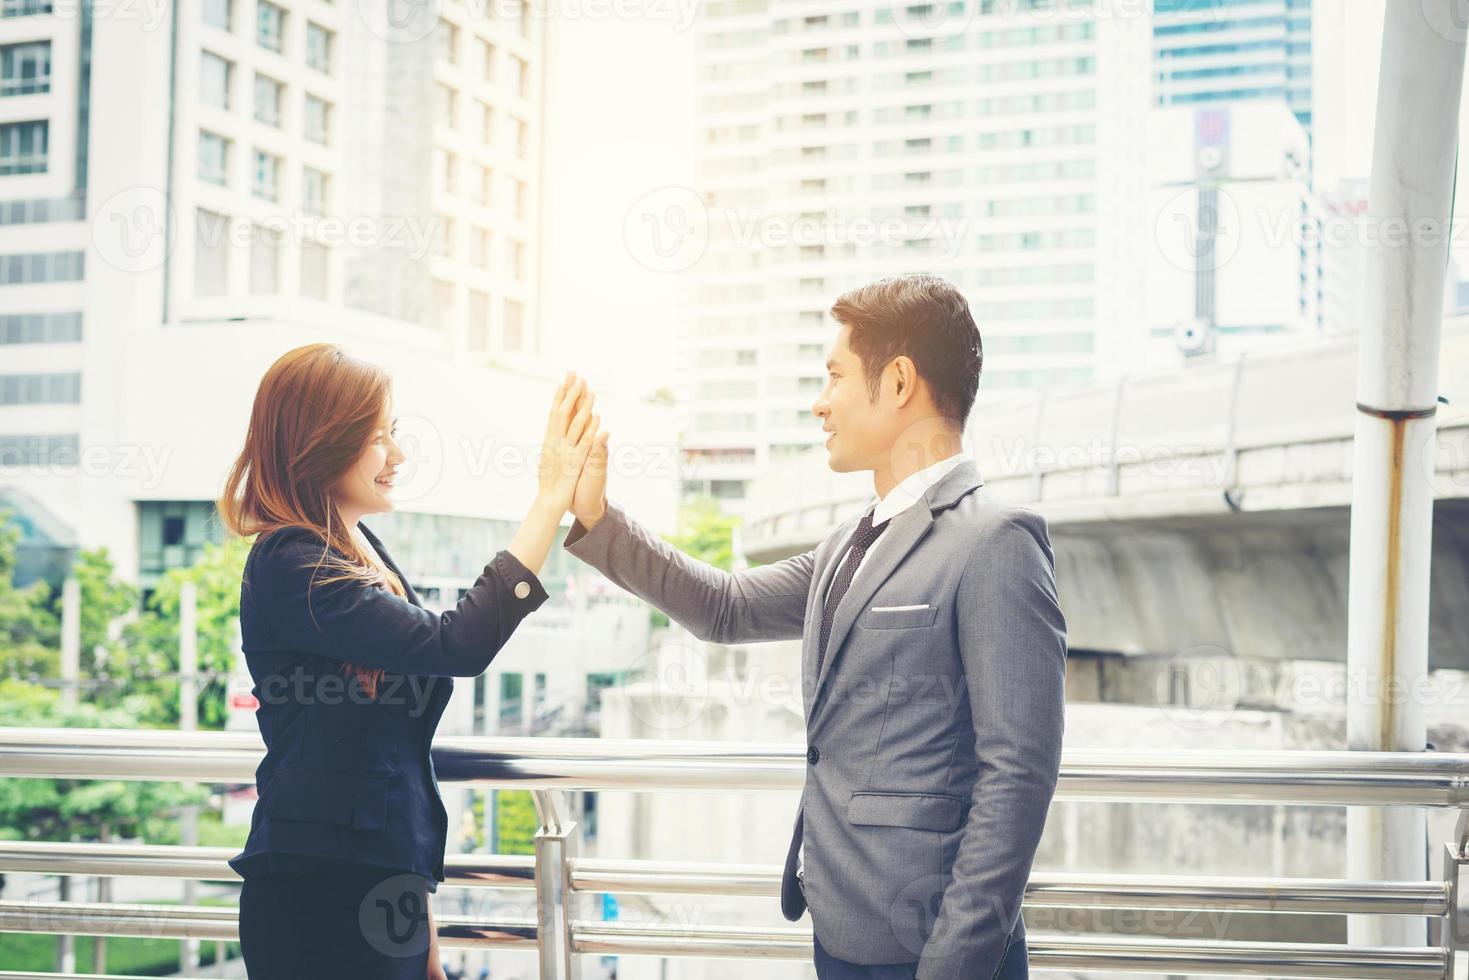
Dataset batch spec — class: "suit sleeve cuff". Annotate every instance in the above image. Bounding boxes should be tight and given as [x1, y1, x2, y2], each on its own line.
[489, 550, 551, 608]
[563, 500, 626, 554]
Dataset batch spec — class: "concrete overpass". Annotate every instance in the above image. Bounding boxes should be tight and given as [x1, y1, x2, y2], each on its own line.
[740, 320, 1469, 667]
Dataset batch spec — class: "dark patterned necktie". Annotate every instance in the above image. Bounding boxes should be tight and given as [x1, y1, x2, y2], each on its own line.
[817, 510, 890, 675]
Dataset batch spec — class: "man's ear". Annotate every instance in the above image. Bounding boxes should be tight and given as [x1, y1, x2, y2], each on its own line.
[892, 356, 917, 407]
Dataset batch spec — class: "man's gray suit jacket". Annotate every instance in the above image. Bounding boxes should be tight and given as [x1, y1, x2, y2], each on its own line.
[562, 459, 1066, 979]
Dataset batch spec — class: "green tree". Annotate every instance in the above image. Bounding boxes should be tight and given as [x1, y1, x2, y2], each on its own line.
[104, 538, 251, 730]
[0, 512, 59, 680]
[666, 495, 740, 571]
[0, 678, 208, 844]
[70, 548, 137, 667]
[494, 791, 539, 855]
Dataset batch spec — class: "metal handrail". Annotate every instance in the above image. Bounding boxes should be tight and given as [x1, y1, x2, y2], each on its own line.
[3, 727, 1469, 805]
[0, 728, 1465, 978]
[0, 841, 1449, 916]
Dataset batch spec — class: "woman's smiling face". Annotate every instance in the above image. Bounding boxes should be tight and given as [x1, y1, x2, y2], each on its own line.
[331, 406, 406, 522]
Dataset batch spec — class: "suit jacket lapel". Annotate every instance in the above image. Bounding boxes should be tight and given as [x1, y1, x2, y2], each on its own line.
[359, 522, 422, 608]
[809, 502, 934, 719]
[806, 459, 986, 727]
[804, 514, 861, 697]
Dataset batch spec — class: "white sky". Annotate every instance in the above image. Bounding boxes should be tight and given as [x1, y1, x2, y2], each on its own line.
[539, 16, 696, 403]
[537, 1, 1469, 393]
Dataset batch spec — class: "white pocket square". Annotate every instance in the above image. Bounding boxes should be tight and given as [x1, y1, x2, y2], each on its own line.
[869, 603, 931, 612]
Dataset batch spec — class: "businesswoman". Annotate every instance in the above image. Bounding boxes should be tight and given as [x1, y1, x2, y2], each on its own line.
[220, 343, 603, 979]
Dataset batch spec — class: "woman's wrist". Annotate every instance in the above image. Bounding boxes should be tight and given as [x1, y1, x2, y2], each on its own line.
[532, 490, 570, 518]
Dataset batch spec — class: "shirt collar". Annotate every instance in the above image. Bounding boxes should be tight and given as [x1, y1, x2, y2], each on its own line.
[869, 452, 972, 527]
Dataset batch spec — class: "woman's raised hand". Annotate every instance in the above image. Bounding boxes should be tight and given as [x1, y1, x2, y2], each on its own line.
[536, 371, 599, 513]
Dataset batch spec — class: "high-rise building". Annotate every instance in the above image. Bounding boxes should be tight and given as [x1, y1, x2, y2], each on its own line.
[1152, 0, 1314, 137]
[680, 0, 1152, 511]
[0, 0, 554, 587]
[0, 5, 679, 915]
[1142, 102, 1322, 366]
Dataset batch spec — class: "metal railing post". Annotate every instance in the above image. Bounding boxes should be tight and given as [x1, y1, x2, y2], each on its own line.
[1438, 811, 1469, 978]
[533, 790, 578, 980]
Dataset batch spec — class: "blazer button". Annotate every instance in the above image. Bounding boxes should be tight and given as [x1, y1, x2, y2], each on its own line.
[806, 746, 820, 765]
[514, 581, 531, 599]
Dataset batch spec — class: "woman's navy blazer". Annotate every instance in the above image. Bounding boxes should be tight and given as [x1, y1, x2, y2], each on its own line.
[227, 522, 549, 891]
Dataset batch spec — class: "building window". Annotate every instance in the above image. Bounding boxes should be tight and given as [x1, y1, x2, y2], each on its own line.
[250, 225, 281, 294]
[1, 41, 50, 96]
[509, 54, 528, 98]
[435, 83, 456, 127]
[432, 279, 454, 331]
[479, 38, 495, 81]
[0, 434, 78, 467]
[202, 0, 230, 30]
[199, 51, 231, 109]
[435, 19, 457, 63]
[194, 209, 229, 296]
[198, 131, 229, 186]
[0, 311, 81, 343]
[474, 164, 492, 206]
[303, 94, 330, 144]
[138, 501, 225, 590]
[252, 149, 280, 201]
[504, 299, 524, 350]
[256, 1, 284, 53]
[253, 73, 282, 126]
[0, 196, 84, 223]
[302, 166, 327, 215]
[505, 238, 524, 280]
[300, 240, 328, 300]
[1, 0, 53, 16]
[470, 227, 489, 269]
[514, 117, 529, 158]
[432, 215, 453, 257]
[511, 178, 526, 218]
[305, 22, 332, 72]
[0, 120, 46, 174]
[468, 289, 489, 350]
[0, 372, 80, 405]
[434, 148, 455, 194]
[479, 102, 494, 146]
[0, 250, 81, 284]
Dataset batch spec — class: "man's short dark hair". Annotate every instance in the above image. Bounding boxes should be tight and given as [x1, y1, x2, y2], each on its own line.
[830, 274, 982, 427]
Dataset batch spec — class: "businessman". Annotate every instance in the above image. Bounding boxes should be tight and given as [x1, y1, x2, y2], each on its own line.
[562, 275, 1066, 979]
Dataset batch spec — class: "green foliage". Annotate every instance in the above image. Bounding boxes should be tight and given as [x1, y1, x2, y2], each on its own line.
[0, 512, 241, 849]
[495, 791, 539, 855]
[665, 495, 740, 572]
[71, 548, 137, 662]
[0, 513, 60, 679]
[0, 678, 208, 844]
[102, 537, 250, 729]
[0, 908, 240, 975]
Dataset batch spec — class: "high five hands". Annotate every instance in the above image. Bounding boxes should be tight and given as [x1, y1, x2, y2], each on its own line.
[538, 371, 610, 530]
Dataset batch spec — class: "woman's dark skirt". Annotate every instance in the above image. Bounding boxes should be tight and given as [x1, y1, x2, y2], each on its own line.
[239, 865, 432, 979]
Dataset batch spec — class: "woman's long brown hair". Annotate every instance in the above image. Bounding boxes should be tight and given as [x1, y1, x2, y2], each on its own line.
[219, 343, 407, 700]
